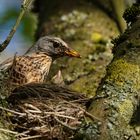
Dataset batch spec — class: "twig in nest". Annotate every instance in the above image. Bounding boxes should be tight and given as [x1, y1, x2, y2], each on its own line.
[22, 106, 76, 120]
[62, 101, 102, 122]
[43, 102, 56, 111]
[0, 128, 18, 135]
[69, 98, 90, 103]
[0, 106, 26, 116]
[25, 109, 41, 114]
[24, 103, 41, 111]
[16, 130, 30, 137]
[54, 116, 77, 131]
[44, 112, 76, 120]
[19, 135, 43, 140]
[42, 103, 76, 119]
[21, 108, 44, 124]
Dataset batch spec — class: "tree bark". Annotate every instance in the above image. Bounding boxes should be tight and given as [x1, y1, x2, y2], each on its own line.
[87, 6, 140, 140]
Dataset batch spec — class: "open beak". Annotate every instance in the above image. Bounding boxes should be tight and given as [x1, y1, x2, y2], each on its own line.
[65, 48, 81, 58]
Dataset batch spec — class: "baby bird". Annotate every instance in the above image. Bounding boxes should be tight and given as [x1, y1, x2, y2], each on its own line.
[7, 36, 80, 86]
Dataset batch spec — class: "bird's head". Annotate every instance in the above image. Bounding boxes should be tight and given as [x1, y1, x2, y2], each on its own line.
[33, 36, 81, 59]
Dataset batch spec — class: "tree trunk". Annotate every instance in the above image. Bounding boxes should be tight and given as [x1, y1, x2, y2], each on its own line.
[87, 5, 140, 140]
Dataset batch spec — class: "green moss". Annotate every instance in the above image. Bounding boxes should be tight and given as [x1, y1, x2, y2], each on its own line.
[91, 32, 102, 43]
[112, 3, 140, 48]
[118, 99, 133, 123]
[111, 32, 128, 47]
[92, 55, 140, 139]
[107, 59, 139, 89]
[69, 76, 97, 97]
[123, 3, 140, 24]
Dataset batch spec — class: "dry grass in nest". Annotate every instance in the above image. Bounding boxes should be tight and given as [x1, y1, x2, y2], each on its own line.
[10, 98, 86, 139]
[0, 84, 98, 140]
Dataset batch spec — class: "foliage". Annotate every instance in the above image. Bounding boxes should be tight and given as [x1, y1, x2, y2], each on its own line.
[0, 8, 37, 41]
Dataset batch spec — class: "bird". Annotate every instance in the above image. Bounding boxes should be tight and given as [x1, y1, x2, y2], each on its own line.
[0, 36, 80, 96]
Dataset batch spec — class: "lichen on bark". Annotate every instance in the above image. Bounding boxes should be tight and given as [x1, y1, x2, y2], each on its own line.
[87, 5, 140, 139]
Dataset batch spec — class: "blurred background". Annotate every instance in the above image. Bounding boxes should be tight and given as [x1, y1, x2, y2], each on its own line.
[0, 0, 37, 63]
[0, 0, 136, 63]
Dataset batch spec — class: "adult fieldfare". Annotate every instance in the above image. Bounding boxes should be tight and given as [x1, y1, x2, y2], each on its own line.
[2, 36, 80, 87]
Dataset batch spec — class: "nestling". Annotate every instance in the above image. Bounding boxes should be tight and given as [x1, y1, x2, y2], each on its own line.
[8, 36, 80, 86]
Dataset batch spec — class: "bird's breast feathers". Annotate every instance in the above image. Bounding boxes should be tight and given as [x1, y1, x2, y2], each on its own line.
[9, 53, 52, 86]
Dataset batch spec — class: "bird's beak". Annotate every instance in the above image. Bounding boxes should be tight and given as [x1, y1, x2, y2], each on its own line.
[65, 48, 81, 58]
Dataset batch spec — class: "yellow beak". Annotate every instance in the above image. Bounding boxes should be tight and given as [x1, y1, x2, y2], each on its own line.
[65, 49, 81, 58]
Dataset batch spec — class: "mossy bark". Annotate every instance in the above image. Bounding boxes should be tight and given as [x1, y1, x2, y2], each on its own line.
[34, 0, 119, 97]
[87, 13, 140, 140]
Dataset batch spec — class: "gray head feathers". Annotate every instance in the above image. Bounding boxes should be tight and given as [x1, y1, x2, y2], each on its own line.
[26, 36, 80, 58]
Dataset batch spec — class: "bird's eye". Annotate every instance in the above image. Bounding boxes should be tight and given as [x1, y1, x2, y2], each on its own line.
[53, 42, 60, 48]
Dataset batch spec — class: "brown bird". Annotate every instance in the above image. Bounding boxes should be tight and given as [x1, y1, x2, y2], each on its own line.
[0, 36, 80, 95]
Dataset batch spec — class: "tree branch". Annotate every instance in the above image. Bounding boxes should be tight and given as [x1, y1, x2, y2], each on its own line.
[0, 0, 34, 53]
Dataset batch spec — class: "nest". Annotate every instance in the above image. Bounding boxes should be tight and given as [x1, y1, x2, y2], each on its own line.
[1, 83, 95, 140]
